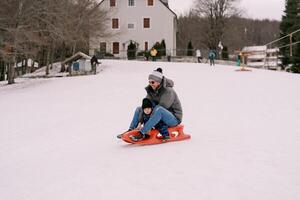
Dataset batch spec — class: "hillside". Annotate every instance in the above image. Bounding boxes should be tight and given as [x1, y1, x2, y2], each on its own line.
[0, 60, 299, 200]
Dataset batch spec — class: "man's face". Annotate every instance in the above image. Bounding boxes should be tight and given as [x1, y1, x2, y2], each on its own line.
[149, 79, 160, 90]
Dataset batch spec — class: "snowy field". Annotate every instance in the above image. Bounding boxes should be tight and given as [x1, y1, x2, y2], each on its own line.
[1, 60, 300, 200]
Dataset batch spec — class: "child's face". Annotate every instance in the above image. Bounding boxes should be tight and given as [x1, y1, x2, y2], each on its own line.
[143, 108, 152, 115]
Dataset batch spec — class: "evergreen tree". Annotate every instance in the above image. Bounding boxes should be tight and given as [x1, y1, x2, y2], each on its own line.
[127, 41, 137, 60]
[279, 0, 300, 72]
[222, 46, 229, 60]
[290, 42, 300, 72]
[160, 40, 166, 56]
[187, 41, 194, 56]
[0, 58, 5, 81]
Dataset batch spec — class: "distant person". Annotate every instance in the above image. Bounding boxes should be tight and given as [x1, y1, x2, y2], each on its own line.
[237, 53, 242, 66]
[150, 48, 158, 61]
[208, 50, 216, 66]
[196, 49, 202, 63]
[90, 55, 100, 74]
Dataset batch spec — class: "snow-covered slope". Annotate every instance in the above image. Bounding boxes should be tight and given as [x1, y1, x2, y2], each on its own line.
[1, 60, 300, 200]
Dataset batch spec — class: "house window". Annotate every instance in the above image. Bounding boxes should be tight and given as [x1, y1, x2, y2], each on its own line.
[113, 42, 119, 54]
[100, 42, 106, 53]
[110, 0, 116, 7]
[143, 18, 150, 28]
[145, 42, 148, 51]
[128, 23, 134, 29]
[112, 18, 119, 29]
[147, 0, 154, 6]
[128, 0, 135, 6]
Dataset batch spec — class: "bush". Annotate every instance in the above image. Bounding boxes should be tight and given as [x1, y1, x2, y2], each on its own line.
[222, 46, 229, 60]
[104, 52, 114, 57]
[137, 51, 145, 56]
[137, 51, 150, 60]
[160, 39, 166, 56]
[187, 41, 193, 56]
[290, 65, 300, 73]
[127, 41, 137, 60]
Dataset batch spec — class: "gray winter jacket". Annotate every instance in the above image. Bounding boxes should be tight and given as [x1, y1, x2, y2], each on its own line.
[145, 77, 182, 122]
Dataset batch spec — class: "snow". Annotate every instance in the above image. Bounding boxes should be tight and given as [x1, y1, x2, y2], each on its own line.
[22, 62, 68, 78]
[1, 60, 300, 200]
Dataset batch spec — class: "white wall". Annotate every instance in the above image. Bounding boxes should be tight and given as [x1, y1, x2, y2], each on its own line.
[90, 0, 177, 57]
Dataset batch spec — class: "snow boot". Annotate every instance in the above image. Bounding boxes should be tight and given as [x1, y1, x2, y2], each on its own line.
[117, 129, 131, 139]
[129, 132, 150, 142]
[162, 135, 171, 142]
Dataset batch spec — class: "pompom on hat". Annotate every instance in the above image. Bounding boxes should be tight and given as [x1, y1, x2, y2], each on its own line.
[148, 68, 163, 83]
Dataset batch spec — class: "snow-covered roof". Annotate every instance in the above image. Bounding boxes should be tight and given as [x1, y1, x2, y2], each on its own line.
[247, 62, 265, 67]
[62, 52, 91, 65]
[265, 61, 280, 67]
[266, 56, 278, 60]
[242, 45, 267, 52]
[97, 0, 177, 17]
[266, 48, 279, 53]
[248, 54, 266, 60]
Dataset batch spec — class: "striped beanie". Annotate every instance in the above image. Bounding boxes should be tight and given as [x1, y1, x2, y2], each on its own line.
[148, 70, 163, 83]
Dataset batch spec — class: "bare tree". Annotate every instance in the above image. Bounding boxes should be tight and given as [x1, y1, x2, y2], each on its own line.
[63, 0, 109, 55]
[0, 0, 109, 81]
[177, 13, 280, 58]
[177, 12, 209, 55]
[0, 0, 39, 83]
[192, 0, 240, 50]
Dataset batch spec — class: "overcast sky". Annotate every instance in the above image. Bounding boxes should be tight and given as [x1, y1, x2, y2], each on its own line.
[168, 0, 285, 20]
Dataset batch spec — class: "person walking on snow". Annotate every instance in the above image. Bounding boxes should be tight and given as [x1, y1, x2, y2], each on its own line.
[150, 48, 158, 61]
[208, 50, 216, 66]
[196, 49, 202, 63]
[90, 55, 100, 74]
[118, 68, 182, 141]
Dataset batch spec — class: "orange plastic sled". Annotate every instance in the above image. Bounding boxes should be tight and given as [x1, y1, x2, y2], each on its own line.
[121, 124, 191, 145]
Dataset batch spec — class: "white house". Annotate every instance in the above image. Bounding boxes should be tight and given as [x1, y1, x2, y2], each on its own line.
[89, 0, 177, 58]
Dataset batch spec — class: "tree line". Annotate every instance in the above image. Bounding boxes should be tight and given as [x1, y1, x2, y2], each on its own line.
[177, 0, 280, 58]
[0, 0, 108, 84]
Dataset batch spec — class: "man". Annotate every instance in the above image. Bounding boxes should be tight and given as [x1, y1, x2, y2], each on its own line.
[121, 68, 183, 141]
[90, 55, 100, 74]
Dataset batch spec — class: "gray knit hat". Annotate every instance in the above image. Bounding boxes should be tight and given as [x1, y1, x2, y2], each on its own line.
[148, 70, 163, 83]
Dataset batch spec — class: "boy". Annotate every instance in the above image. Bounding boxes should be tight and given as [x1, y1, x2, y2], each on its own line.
[118, 98, 170, 141]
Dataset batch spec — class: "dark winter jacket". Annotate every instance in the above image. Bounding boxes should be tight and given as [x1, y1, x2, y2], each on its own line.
[145, 77, 182, 122]
[91, 55, 99, 65]
[209, 51, 216, 60]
